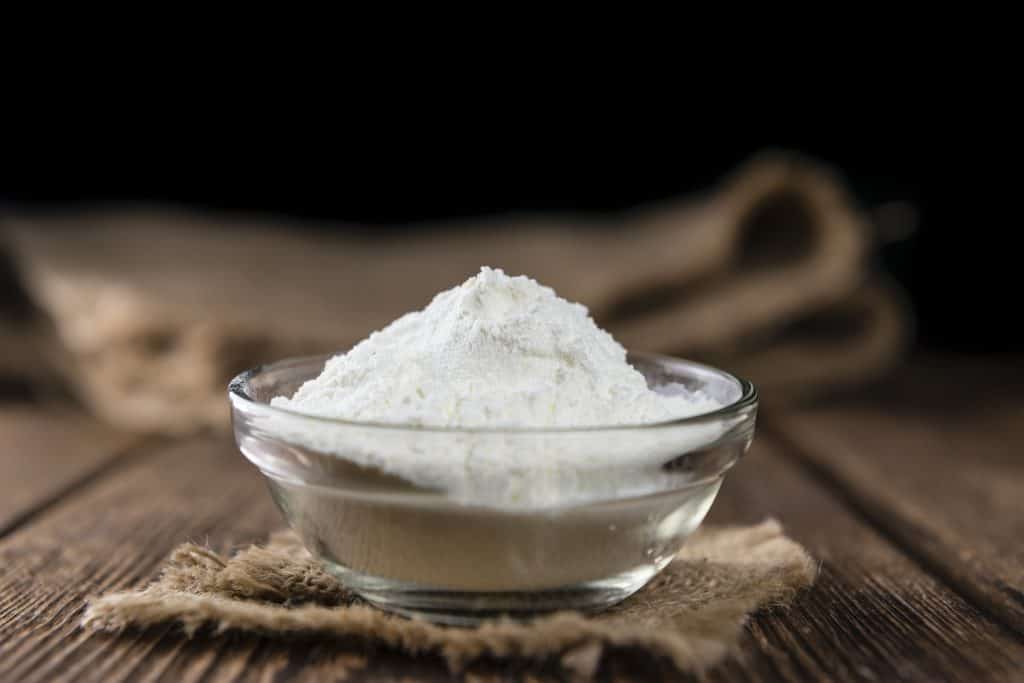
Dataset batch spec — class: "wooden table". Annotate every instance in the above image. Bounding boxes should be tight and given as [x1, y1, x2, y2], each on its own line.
[1, 356, 1021, 682]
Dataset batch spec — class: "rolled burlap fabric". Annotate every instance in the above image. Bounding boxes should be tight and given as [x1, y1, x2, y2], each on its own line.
[0, 251, 65, 399]
[1, 152, 909, 434]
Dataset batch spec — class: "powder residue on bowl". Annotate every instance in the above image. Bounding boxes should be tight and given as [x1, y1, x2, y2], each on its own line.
[273, 266, 720, 428]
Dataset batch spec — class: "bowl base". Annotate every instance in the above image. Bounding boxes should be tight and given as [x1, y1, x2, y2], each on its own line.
[322, 560, 667, 626]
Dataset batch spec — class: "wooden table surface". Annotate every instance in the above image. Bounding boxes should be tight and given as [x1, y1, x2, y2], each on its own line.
[0, 356, 1021, 682]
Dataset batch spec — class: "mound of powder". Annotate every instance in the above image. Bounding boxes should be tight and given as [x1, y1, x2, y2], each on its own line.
[273, 267, 719, 427]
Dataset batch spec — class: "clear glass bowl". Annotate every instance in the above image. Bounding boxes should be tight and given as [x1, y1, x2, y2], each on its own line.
[229, 353, 757, 625]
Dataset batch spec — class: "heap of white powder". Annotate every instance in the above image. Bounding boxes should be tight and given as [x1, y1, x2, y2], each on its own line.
[273, 267, 720, 428]
[263, 267, 731, 507]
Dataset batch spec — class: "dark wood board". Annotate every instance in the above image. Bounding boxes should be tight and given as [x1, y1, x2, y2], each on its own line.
[708, 438, 1024, 682]
[0, 430, 1021, 682]
[0, 437, 281, 683]
[769, 357, 1024, 635]
[0, 407, 138, 535]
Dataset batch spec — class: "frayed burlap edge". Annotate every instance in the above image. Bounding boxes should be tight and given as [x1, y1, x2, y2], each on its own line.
[83, 520, 815, 675]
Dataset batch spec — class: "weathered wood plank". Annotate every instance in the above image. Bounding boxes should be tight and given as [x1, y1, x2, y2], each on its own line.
[768, 357, 1024, 635]
[0, 407, 139, 535]
[0, 436, 281, 683]
[0, 431, 1021, 682]
[707, 437, 1024, 682]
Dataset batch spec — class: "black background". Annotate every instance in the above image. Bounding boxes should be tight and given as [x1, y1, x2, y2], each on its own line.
[2, 114, 1019, 353]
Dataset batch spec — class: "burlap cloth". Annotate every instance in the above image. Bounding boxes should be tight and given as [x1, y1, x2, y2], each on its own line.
[82, 520, 815, 677]
[1, 152, 909, 433]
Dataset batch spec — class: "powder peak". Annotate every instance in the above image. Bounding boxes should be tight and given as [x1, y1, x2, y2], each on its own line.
[273, 267, 719, 428]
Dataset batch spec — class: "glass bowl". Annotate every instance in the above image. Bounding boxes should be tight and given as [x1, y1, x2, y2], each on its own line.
[229, 353, 757, 625]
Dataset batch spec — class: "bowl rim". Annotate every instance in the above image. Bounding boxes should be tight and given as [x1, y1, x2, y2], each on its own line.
[229, 351, 757, 434]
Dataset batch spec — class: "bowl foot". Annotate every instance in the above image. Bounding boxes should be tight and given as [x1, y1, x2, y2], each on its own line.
[323, 561, 664, 626]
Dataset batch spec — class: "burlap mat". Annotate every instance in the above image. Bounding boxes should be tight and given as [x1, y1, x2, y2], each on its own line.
[83, 520, 815, 676]
[1, 152, 909, 433]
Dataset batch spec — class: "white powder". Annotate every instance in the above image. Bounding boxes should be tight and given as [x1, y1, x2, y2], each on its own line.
[265, 267, 728, 508]
[273, 267, 719, 428]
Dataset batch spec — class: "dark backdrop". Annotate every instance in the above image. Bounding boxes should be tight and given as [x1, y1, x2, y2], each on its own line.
[2, 126, 1018, 352]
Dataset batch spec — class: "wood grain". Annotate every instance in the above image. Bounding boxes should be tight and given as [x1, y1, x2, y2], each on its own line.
[707, 437, 1024, 682]
[0, 429, 1021, 682]
[769, 358, 1024, 635]
[0, 437, 281, 683]
[0, 407, 138, 535]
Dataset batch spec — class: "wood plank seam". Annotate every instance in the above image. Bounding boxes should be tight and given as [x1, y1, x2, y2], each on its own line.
[0, 437, 162, 540]
[761, 417, 1024, 642]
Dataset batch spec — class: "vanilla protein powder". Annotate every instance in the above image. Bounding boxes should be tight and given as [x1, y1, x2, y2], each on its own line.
[266, 267, 727, 508]
[274, 267, 719, 427]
